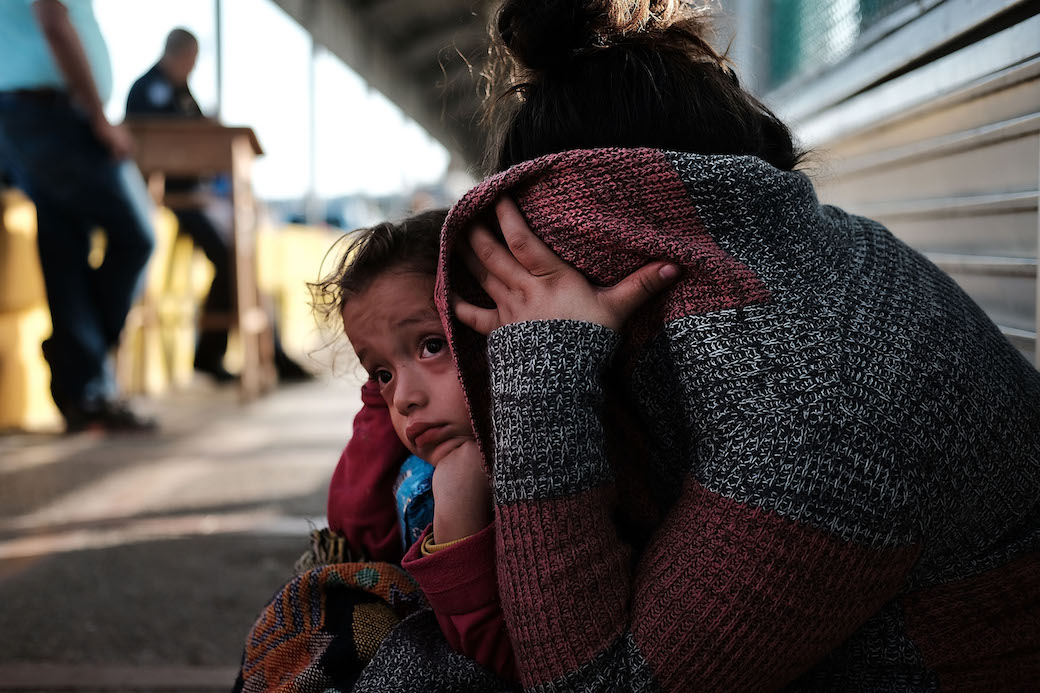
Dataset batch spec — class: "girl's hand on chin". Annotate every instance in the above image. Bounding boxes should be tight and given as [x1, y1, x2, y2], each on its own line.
[431, 439, 492, 543]
[453, 197, 680, 336]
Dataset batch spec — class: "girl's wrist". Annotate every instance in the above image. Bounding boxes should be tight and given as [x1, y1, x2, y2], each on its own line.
[432, 503, 491, 544]
[430, 439, 493, 543]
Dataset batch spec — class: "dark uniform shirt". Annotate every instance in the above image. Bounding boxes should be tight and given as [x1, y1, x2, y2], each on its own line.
[126, 63, 204, 191]
[126, 62, 202, 118]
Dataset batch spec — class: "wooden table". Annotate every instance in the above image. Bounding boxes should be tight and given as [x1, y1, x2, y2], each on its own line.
[124, 119, 276, 401]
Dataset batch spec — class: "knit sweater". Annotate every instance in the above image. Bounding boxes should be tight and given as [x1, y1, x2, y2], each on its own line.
[356, 148, 1040, 692]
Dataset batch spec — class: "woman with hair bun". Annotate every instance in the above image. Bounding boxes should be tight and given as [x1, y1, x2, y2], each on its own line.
[413, 0, 1038, 691]
[482, 0, 803, 173]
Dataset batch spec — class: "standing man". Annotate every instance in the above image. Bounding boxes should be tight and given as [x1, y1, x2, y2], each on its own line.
[126, 28, 312, 383]
[0, 0, 157, 432]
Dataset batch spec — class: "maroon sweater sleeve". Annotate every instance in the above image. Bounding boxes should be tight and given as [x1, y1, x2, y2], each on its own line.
[402, 522, 518, 681]
[327, 381, 408, 563]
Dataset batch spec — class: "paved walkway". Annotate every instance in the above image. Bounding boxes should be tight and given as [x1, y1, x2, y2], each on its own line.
[0, 378, 362, 692]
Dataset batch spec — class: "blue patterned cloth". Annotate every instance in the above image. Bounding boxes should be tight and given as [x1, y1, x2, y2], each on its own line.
[393, 455, 435, 553]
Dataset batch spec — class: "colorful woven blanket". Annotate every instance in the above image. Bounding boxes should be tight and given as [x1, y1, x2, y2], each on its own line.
[234, 555, 515, 692]
[232, 561, 425, 693]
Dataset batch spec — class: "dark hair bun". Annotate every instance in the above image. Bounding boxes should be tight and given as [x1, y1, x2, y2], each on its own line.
[496, 0, 685, 71]
[483, 1, 803, 175]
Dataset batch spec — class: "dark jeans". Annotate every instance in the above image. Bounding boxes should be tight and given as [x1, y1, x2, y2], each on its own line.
[172, 207, 231, 367]
[0, 94, 154, 410]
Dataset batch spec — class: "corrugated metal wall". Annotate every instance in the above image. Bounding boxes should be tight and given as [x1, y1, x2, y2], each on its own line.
[814, 71, 1039, 364]
[737, 0, 1040, 365]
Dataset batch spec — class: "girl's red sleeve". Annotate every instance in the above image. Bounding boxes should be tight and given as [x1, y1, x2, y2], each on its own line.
[401, 522, 518, 682]
[327, 381, 408, 562]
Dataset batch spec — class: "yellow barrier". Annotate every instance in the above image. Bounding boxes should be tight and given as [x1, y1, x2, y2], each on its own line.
[0, 191, 343, 432]
[115, 206, 215, 395]
[0, 191, 61, 430]
[257, 223, 343, 360]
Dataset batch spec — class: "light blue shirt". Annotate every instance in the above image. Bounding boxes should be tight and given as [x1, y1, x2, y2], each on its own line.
[0, 0, 112, 103]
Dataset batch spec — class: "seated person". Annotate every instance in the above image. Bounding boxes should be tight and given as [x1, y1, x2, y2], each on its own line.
[125, 27, 309, 382]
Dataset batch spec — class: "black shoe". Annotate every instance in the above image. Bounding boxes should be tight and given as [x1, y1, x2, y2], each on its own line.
[195, 360, 237, 383]
[65, 398, 158, 434]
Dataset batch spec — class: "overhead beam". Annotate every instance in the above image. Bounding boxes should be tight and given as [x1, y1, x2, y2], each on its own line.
[399, 21, 485, 70]
[359, 0, 474, 32]
[270, 0, 473, 162]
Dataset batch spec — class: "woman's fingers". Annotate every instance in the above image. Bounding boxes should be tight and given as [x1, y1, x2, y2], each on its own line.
[495, 197, 564, 278]
[452, 296, 502, 336]
[460, 241, 511, 303]
[455, 197, 677, 333]
[468, 223, 527, 289]
[601, 262, 680, 326]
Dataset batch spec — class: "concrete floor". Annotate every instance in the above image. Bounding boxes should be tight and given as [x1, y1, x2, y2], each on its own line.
[0, 378, 362, 692]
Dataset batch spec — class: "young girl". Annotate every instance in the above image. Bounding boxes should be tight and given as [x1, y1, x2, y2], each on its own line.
[234, 211, 520, 693]
[318, 209, 518, 681]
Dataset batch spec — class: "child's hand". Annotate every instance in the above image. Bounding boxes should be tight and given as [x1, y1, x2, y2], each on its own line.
[431, 439, 492, 543]
[454, 197, 680, 335]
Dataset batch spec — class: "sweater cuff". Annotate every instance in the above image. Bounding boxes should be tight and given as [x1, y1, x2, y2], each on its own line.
[486, 320, 619, 504]
[401, 522, 498, 615]
[421, 532, 470, 555]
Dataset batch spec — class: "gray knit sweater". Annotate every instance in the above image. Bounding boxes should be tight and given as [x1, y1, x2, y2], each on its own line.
[357, 148, 1040, 692]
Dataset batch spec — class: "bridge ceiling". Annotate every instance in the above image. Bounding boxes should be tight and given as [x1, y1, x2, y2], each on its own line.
[273, 0, 495, 166]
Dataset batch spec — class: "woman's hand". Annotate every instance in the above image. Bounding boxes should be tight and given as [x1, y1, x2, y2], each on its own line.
[453, 197, 680, 335]
[92, 119, 134, 160]
[431, 439, 492, 543]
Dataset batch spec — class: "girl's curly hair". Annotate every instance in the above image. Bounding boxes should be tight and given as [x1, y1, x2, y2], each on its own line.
[310, 209, 449, 326]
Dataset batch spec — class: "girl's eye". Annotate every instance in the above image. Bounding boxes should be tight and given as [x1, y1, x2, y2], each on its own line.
[374, 370, 392, 385]
[421, 338, 445, 358]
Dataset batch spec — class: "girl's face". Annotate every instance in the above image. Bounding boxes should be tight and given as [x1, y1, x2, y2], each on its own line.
[342, 270, 473, 466]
